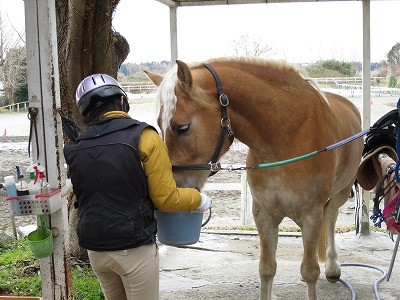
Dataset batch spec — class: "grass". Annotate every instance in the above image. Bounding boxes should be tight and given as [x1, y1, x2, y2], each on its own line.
[0, 239, 42, 296]
[0, 238, 104, 299]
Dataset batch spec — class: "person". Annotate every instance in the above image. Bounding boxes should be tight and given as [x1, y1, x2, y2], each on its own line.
[63, 73, 211, 300]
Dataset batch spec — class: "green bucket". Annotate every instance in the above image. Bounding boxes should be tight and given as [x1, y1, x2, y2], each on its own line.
[27, 228, 53, 259]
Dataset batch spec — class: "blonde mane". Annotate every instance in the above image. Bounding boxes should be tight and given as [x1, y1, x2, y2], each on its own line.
[157, 64, 178, 135]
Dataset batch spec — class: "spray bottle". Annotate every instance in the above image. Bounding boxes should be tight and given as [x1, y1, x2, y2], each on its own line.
[34, 165, 51, 195]
[16, 166, 29, 196]
[26, 164, 39, 194]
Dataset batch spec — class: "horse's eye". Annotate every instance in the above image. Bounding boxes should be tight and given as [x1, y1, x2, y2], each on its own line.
[174, 124, 190, 136]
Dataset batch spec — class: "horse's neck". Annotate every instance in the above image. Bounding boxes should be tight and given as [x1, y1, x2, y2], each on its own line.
[224, 78, 319, 154]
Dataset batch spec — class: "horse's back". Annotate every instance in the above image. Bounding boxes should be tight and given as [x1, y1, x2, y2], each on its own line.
[325, 91, 361, 125]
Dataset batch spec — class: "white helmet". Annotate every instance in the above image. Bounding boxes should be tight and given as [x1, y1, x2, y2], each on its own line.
[75, 73, 128, 116]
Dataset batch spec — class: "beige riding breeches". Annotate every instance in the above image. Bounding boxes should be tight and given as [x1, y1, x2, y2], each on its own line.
[88, 243, 159, 300]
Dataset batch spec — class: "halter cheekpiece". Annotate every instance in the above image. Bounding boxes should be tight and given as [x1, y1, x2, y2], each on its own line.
[172, 63, 235, 176]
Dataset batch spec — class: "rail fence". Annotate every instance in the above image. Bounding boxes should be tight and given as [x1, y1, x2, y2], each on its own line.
[330, 79, 400, 97]
[204, 170, 253, 226]
[121, 84, 156, 93]
[0, 101, 29, 112]
[312, 76, 386, 85]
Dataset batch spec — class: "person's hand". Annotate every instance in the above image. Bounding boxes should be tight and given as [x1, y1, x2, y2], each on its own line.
[193, 192, 212, 213]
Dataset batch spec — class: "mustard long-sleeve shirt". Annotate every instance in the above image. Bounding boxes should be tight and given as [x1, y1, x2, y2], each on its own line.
[101, 111, 201, 212]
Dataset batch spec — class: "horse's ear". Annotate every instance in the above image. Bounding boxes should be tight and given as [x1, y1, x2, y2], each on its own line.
[143, 70, 163, 86]
[176, 60, 192, 89]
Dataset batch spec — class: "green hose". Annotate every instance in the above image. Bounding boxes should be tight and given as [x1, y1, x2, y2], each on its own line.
[257, 151, 319, 168]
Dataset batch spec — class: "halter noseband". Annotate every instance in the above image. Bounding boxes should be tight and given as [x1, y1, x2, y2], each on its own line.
[172, 63, 235, 176]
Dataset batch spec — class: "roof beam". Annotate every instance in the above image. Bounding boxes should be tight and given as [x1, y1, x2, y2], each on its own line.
[155, 0, 356, 7]
[155, 0, 179, 7]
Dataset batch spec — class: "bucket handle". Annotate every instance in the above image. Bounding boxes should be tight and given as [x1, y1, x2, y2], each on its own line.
[202, 207, 212, 227]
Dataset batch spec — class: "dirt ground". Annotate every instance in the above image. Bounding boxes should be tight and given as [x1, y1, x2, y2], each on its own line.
[1, 97, 400, 299]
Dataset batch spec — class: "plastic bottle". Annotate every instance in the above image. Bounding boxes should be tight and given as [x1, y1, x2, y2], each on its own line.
[35, 165, 51, 195]
[4, 176, 18, 197]
[26, 164, 39, 195]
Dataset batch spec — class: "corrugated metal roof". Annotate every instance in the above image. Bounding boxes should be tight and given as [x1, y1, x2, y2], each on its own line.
[155, 0, 360, 7]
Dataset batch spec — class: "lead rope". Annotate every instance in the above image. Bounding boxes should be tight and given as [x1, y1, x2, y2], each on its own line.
[27, 107, 39, 160]
[226, 128, 371, 171]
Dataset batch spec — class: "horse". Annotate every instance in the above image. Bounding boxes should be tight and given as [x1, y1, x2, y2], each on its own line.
[145, 57, 363, 300]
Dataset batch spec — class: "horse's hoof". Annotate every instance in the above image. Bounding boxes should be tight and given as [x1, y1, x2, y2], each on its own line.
[326, 275, 340, 283]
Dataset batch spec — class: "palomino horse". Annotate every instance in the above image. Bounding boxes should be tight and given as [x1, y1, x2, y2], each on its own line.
[146, 57, 363, 299]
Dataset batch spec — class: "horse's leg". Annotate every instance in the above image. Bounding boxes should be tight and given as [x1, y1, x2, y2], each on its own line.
[323, 183, 354, 282]
[300, 209, 323, 300]
[253, 202, 281, 300]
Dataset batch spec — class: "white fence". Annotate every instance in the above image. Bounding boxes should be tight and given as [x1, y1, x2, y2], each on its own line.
[312, 76, 386, 85]
[121, 84, 156, 93]
[203, 170, 253, 226]
[0, 101, 29, 112]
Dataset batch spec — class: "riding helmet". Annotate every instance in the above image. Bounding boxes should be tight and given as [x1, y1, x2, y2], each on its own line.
[75, 73, 128, 116]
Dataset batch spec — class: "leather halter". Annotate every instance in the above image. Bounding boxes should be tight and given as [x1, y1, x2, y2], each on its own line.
[172, 63, 235, 176]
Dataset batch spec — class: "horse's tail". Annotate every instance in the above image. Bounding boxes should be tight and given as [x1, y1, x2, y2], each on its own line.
[318, 200, 329, 262]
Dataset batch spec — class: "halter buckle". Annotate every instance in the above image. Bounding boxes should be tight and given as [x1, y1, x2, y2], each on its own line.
[219, 94, 229, 106]
[221, 118, 231, 128]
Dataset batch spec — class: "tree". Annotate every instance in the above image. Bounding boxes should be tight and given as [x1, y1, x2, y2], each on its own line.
[231, 34, 273, 58]
[119, 61, 172, 79]
[0, 13, 26, 107]
[320, 59, 356, 77]
[304, 59, 357, 78]
[56, 0, 129, 130]
[55, 0, 130, 261]
[387, 42, 400, 76]
[1, 46, 27, 106]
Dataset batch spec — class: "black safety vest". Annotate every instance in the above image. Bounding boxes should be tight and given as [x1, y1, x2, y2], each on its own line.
[64, 117, 157, 251]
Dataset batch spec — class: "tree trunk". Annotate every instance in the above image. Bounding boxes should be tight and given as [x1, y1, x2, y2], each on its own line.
[55, 0, 129, 261]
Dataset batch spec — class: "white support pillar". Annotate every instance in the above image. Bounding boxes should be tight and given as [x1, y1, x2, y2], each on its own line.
[361, 0, 371, 236]
[169, 6, 178, 63]
[24, 0, 71, 298]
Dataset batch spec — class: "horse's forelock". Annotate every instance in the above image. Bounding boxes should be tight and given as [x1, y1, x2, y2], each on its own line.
[157, 65, 178, 135]
[157, 62, 203, 135]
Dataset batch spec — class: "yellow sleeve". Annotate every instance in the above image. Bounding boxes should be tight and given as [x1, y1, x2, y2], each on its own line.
[138, 127, 201, 212]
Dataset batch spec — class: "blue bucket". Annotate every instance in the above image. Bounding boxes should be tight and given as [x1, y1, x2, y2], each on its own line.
[155, 208, 211, 246]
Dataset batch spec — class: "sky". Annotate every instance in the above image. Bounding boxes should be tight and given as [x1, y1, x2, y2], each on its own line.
[1, 0, 400, 64]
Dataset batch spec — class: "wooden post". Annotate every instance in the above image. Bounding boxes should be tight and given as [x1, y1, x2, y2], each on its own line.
[24, 0, 72, 299]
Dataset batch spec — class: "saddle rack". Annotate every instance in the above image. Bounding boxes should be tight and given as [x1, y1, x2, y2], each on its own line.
[361, 106, 400, 281]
